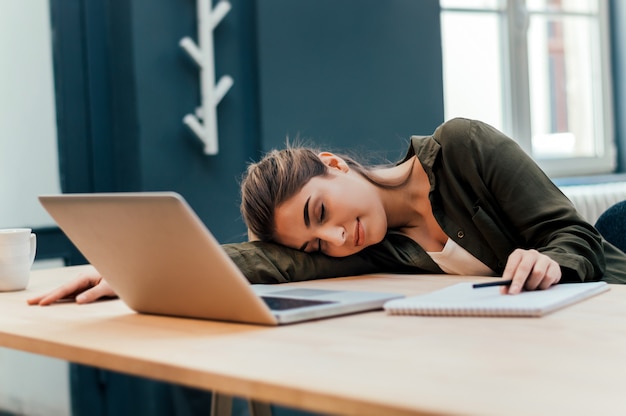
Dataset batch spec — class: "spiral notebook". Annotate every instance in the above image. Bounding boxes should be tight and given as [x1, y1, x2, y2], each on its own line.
[383, 281, 609, 317]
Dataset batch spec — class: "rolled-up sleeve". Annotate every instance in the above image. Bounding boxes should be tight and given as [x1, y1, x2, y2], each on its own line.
[222, 241, 381, 284]
[222, 234, 438, 284]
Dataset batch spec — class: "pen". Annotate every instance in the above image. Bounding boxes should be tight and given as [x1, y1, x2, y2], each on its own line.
[472, 279, 513, 289]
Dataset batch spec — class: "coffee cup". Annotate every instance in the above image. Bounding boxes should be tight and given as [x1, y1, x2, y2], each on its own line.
[0, 228, 37, 291]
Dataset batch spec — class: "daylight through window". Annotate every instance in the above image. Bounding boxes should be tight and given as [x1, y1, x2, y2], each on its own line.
[440, 0, 614, 177]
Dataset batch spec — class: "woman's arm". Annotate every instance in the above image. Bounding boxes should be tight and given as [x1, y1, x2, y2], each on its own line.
[223, 240, 389, 284]
[27, 240, 391, 305]
[440, 118, 604, 290]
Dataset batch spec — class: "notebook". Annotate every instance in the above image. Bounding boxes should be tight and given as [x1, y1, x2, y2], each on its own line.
[39, 192, 403, 325]
[383, 281, 609, 317]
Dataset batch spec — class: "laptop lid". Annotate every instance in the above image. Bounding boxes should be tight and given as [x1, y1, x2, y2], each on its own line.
[39, 192, 402, 325]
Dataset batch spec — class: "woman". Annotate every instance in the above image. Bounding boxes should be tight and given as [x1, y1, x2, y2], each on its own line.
[27, 117, 626, 306]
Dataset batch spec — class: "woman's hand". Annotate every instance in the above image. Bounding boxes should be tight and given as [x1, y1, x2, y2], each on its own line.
[26, 266, 117, 306]
[501, 249, 562, 294]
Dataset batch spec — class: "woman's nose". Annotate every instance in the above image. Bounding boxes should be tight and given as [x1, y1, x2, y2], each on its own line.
[319, 225, 346, 246]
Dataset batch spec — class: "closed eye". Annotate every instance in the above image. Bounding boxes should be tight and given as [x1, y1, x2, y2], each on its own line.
[316, 204, 325, 253]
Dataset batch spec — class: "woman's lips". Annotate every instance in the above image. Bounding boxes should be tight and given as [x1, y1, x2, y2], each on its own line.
[354, 218, 364, 247]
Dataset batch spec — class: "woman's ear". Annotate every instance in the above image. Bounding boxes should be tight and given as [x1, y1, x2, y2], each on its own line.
[318, 152, 349, 172]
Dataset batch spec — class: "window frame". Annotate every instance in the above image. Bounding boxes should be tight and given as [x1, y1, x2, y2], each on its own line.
[441, 0, 616, 178]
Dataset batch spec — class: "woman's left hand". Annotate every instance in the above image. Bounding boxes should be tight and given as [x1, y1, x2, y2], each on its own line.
[26, 266, 116, 305]
[501, 248, 561, 294]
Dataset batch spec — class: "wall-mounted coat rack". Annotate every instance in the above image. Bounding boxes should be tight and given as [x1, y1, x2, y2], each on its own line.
[180, 0, 233, 155]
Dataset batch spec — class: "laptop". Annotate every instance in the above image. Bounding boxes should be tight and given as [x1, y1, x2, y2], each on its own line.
[39, 192, 403, 325]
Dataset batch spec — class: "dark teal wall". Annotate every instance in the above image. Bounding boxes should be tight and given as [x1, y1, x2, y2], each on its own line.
[126, 0, 261, 243]
[49, 0, 444, 251]
[257, 0, 444, 160]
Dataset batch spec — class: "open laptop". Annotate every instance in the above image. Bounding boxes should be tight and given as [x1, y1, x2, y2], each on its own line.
[39, 192, 403, 325]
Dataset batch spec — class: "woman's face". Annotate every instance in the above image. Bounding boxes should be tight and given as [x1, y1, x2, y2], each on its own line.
[273, 153, 388, 257]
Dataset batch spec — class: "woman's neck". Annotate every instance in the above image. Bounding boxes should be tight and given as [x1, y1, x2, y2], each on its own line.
[377, 156, 448, 251]
[374, 156, 431, 229]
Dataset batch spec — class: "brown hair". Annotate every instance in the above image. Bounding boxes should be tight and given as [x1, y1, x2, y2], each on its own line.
[240, 144, 410, 242]
[240, 147, 326, 242]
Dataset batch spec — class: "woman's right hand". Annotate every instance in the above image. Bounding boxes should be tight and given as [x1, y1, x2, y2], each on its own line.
[26, 266, 118, 306]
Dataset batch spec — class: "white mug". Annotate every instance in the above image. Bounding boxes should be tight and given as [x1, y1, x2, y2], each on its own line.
[0, 228, 37, 291]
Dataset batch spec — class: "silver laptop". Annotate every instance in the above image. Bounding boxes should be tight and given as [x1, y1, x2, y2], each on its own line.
[39, 192, 403, 325]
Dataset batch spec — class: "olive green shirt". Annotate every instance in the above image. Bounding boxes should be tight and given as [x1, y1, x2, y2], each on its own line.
[224, 118, 626, 285]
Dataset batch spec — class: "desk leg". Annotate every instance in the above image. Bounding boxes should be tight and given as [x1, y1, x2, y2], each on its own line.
[248, 399, 273, 416]
[211, 393, 233, 416]
[211, 393, 273, 416]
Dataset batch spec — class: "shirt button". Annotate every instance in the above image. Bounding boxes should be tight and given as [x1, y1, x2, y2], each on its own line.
[457, 230, 465, 238]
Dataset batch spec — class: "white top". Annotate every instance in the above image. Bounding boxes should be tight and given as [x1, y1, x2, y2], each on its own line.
[427, 239, 497, 276]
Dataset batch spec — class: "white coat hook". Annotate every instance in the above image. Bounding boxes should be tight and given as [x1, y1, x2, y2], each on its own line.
[180, 0, 233, 155]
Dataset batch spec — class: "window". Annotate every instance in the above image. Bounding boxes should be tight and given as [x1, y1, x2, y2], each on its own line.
[440, 0, 614, 177]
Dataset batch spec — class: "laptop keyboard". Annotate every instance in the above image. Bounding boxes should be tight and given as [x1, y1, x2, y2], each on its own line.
[261, 296, 336, 311]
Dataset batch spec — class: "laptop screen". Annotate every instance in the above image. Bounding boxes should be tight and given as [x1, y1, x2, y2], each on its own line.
[261, 296, 336, 311]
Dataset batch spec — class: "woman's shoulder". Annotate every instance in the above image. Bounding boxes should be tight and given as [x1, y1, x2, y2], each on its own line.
[406, 118, 474, 161]
[436, 116, 473, 132]
[433, 117, 516, 149]
[407, 118, 523, 169]
[405, 118, 517, 165]
[435, 117, 494, 138]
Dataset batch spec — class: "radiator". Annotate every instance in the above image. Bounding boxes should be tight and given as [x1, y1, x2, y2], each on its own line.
[559, 182, 626, 225]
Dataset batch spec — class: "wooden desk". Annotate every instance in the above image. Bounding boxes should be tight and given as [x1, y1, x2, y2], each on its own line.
[2, 266, 626, 416]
